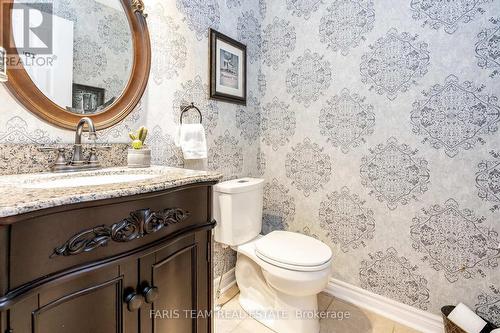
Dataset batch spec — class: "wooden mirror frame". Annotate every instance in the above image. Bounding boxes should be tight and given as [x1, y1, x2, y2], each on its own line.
[0, 0, 151, 130]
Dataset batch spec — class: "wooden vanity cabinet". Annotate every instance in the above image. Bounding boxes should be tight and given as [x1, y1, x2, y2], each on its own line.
[0, 182, 216, 333]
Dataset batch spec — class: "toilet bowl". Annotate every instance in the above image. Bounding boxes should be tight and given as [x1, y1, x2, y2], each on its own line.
[213, 178, 333, 333]
[235, 233, 332, 333]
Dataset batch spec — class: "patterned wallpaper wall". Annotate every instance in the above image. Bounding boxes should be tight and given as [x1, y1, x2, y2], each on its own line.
[1, 0, 500, 323]
[259, 0, 500, 323]
[144, 0, 263, 278]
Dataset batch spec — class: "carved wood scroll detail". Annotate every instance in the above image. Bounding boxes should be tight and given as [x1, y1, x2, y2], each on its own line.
[132, 0, 147, 18]
[51, 208, 190, 257]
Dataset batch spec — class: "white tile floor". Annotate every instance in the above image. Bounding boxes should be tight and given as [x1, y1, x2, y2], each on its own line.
[215, 292, 422, 333]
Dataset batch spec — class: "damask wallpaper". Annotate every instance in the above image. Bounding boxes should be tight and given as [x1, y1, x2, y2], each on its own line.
[259, 0, 500, 324]
[1, 0, 500, 324]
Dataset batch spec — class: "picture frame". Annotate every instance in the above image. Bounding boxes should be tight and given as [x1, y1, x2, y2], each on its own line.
[209, 29, 247, 105]
[71, 83, 106, 114]
[0, 47, 8, 82]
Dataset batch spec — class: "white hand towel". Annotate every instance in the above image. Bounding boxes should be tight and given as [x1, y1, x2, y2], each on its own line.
[448, 303, 487, 333]
[177, 124, 207, 160]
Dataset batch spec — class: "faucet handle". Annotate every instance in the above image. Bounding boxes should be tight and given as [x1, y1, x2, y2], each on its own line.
[38, 146, 64, 152]
[87, 145, 110, 166]
[39, 147, 67, 167]
[88, 147, 99, 165]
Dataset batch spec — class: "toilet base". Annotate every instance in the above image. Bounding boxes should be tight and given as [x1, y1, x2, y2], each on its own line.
[235, 253, 320, 333]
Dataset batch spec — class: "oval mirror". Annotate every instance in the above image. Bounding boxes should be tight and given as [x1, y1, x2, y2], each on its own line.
[1, 0, 150, 130]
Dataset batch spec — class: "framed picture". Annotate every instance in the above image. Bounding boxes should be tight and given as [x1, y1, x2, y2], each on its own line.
[0, 47, 8, 82]
[209, 29, 246, 105]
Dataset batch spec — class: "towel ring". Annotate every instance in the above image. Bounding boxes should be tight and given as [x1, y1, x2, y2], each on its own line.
[180, 103, 203, 124]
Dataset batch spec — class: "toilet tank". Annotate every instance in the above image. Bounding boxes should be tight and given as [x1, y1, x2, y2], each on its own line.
[213, 178, 265, 246]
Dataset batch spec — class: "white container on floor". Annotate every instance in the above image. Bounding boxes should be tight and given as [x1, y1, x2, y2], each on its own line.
[448, 303, 487, 333]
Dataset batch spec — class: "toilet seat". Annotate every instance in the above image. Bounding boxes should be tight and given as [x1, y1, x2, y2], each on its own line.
[255, 231, 332, 272]
[256, 253, 332, 272]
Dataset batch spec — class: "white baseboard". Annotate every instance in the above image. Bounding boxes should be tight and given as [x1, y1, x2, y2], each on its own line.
[213, 268, 237, 295]
[324, 278, 444, 333]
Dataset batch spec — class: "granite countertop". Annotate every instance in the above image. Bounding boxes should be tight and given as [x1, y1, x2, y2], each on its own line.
[0, 166, 222, 218]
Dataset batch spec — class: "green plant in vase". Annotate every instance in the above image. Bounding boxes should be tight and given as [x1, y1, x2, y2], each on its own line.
[127, 126, 151, 168]
[129, 126, 148, 149]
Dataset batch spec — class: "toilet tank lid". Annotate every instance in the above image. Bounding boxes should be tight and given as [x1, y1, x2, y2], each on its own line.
[214, 178, 265, 194]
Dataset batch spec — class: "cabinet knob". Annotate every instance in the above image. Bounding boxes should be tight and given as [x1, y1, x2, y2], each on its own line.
[125, 290, 144, 312]
[142, 284, 159, 304]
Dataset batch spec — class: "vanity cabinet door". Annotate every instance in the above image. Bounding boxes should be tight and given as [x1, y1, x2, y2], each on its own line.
[8, 261, 138, 333]
[139, 230, 212, 333]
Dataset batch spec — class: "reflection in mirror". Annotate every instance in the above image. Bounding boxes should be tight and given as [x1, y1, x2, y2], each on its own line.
[12, 0, 133, 115]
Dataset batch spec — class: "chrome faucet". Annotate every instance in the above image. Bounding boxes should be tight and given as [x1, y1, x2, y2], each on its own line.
[72, 117, 97, 164]
[40, 117, 110, 173]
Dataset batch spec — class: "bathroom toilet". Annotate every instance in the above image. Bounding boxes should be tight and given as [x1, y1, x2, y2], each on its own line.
[213, 178, 333, 333]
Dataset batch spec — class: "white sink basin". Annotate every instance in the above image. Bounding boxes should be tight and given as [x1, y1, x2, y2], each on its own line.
[23, 173, 158, 189]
